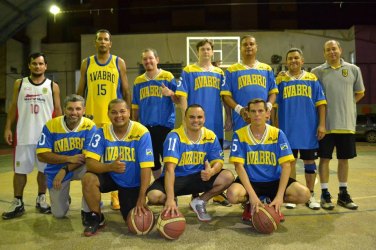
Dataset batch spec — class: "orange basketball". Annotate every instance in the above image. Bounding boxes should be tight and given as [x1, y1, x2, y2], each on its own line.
[251, 207, 278, 234]
[263, 205, 281, 225]
[126, 207, 155, 235]
[156, 212, 186, 240]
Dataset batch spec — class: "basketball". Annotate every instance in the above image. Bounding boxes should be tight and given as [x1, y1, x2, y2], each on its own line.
[126, 207, 155, 235]
[251, 207, 278, 234]
[262, 205, 281, 225]
[156, 212, 186, 240]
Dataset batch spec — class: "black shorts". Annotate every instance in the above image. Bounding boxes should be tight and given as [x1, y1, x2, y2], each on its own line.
[146, 125, 172, 171]
[318, 133, 356, 159]
[292, 149, 318, 160]
[234, 177, 296, 200]
[98, 173, 140, 220]
[147, 170, 223, 196]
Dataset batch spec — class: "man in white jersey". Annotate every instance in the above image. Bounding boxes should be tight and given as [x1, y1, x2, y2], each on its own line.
[2, 52, 62, 219]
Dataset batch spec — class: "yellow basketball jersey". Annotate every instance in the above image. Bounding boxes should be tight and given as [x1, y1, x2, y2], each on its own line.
[85, 54, 122, 126]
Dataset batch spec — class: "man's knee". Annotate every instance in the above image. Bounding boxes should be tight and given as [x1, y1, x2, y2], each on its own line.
[226, 184, 242, 204]
[147, 190, 165, 204]
[82, 173, 98, 188]
[218, 170, 235, 187]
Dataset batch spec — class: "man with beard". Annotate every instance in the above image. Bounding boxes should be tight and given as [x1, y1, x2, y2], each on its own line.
[2, 52, 62, 219]
[36, 94, 96, 221]
[132, 48, 177, 179]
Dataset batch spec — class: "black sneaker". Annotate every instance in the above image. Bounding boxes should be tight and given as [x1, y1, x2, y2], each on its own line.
[81, 210, 91, 226]
[36, 194, 51, 214]
[213, 193, 232, 207]
[321, 191, 335, 210]
[84, 212, 105, 237]
[337, 191, 358, 210]
[2, 198, 25, 220]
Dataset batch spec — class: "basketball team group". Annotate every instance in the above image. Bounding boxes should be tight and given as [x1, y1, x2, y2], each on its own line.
[2, 29, 365, 237]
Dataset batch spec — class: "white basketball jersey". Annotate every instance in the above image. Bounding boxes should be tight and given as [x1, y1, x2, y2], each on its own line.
[16, 77, 55, 145]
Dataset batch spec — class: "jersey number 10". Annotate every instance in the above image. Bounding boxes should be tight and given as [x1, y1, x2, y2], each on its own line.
[30, 104, 40, 114]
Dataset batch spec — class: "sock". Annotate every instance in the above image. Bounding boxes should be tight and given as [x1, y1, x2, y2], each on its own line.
[321, 183, 329, 191]
[15, 196, 23, 202]
[38, 192, 45, 196]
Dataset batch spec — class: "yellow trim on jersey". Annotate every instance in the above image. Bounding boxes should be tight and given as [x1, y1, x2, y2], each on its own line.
[132, 104, 139, 109]
[278, 155, 295, 165]
[36, 148, 51, 154]
[175, 90, 187, 97]
[221, 90, 232, 96]
[229, 156, 245, 164]
[164, 156, 179, 164]
[86, 151, 101, 161]
[315, 100, 327, 107]
[355, 90, 365, 94]
[140, 162, 154, 168]
[268, 89, 279, 95]
[102, 122, 148, 142]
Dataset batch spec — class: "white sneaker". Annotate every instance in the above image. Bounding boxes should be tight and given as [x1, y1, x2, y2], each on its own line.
[285, 203, 296, 209]
[36, 194, 51, 214]
[190, 198, 212, 222]
[306, 194, 320, 210]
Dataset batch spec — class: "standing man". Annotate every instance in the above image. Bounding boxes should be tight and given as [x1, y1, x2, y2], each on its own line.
[226, 99, 310, 220]
[82, 99, 153, 237]
[132, 48, 177, 179]
[77, 29, 131, 210]
[2, 52, 62, 219]
[147, 104, 234, 222]
[222, 35, 278, 131]
[36, 94, 96, 220]
[175, 39, 230, 206]
[312, 40, 365, 210]
[276, 48, 327, 210]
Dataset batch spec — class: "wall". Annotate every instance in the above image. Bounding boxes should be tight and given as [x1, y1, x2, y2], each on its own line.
[80, 29, 356, 90]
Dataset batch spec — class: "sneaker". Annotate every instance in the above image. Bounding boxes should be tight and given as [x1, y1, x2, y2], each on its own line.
[191, 193, 199, 201]
[337, 191, 358, 210]
[213, 193, 232, 207]
[110, 191, 120, 210]
[285, 203, 296, 209]
[81, 210, 91, 226]
[321, 191, 335, 210]
[242, 202, 251, 221]
[306, 194, 321, 210]
[190, 198, 212, 222]
[2, 198, 25, 220]
[84, 212, 105, 237]
[36, 194, 51, 214]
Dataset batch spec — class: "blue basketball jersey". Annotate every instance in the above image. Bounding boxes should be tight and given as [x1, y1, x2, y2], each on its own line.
[176, 64, 226, 140]
[85, 121, 154, 188]
[36, 116, 97, 189]
[222, 62, 278, 131]
[163, 126, 224, 177]
[132, 69, 177, 129]
[229, 124, 294, 182]
[276, 71, 327, 149]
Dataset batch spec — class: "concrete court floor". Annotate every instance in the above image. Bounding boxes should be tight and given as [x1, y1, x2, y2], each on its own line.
[0, 143, 375, 250]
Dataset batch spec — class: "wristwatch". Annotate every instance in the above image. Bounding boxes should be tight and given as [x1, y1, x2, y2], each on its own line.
[62, 165, 69, 174]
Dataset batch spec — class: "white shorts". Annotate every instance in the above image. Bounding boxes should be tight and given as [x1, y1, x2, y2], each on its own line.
[14, 145, 46, 174]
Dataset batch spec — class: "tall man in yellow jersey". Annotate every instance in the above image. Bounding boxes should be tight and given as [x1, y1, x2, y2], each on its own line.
[77, 29, 131, 210]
